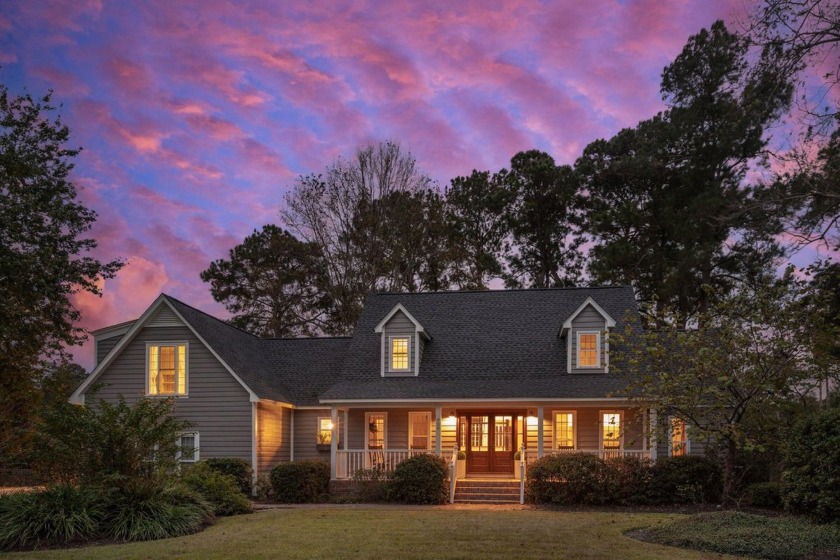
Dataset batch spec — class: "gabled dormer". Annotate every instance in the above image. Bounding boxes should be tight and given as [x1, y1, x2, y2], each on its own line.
[374, 303, 431, 377]
[560, 297, 616, 374]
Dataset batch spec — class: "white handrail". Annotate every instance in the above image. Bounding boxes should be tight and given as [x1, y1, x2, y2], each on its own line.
[519, 444, 526, 504]
[449, 445, 458, 504]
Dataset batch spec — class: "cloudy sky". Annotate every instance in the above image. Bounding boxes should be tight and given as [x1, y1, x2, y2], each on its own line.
[3, 0, 790, 367]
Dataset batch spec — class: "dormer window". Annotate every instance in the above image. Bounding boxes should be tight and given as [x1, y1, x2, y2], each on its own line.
[577, 332, 600, 368]
[390, 337, 410, 371]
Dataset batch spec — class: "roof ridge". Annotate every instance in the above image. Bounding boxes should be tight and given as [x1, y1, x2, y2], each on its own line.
[162, 293, 261, 340]
[370, 285, 632, 296]
[262, 336, 352, 341]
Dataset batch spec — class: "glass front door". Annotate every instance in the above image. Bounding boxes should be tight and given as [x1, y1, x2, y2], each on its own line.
[465, 413, 516, 474]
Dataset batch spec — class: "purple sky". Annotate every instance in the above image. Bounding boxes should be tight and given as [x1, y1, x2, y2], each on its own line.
[3, 0, 808, 369]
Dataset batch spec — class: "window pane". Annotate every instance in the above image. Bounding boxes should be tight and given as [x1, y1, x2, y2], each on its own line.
[177, 345, 186, 395]
[555, 413, 574, 449]
[318, 417, 332, 444]
[671, 418, 686, 457]
[159, 346, 176, 394]
[579, 334, 598, 367]
[602, 413, 621, 449]
[148, 346, 159, 395]
[494, 416, 512, 452]
[409, 412, 430, 449]
[471, 416, 488, 451]
[391, 338, 409, 370]
[368, 414, 385, 449]
[180, 435, 196, 461]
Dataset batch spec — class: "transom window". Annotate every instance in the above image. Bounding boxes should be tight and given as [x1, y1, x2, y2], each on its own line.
[317, 417, 333, 445]
[671, 417, 687, 457]
[390, 337, 410, 371]
[408, 412, 431, 450]
[148, 343, 187, 396]
[367, 413, 386, 450]
[554, 411, 576, 449]
[577, 332, 600, 368]
[601, 412, 622, 450]
[178, 432, 198, 463]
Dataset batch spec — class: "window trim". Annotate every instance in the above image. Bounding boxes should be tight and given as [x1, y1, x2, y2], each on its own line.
[408, 411, 432, 450]
[669, 417, 690, 457]
[177, 431, 199, 463]
[599, 410, 624, 450]
[553, 410, 577, 450]
[317, 416, 333, 445]
[388, 336, 411, 372]
[145, 341, 189, 397]
[576, 331, 601, 369]
[365, 412, 388, 451]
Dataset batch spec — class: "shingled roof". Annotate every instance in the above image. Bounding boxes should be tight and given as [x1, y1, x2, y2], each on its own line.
[155, 287, 639, 405]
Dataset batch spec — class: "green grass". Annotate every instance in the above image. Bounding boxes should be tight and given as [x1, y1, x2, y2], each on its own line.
[0, 507, 740, 560]
[642, 511, 840, 560]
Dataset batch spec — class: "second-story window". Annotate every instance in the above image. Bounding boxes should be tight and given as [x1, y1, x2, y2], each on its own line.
[391, 337, 410, 370]
[148, 343, 187, 396]
[577, 332, 600, 368]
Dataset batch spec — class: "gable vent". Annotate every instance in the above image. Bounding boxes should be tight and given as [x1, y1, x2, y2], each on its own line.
[147, 305, 182, 327]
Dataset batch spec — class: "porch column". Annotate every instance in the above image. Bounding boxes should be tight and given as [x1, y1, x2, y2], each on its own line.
[649, 408, 658, 461]
[642, 407, 648, 454]
[537, 405, 544, 458]
[343, 409, 349, 451]
[330, 406, 338, 480]
[435, 406, 442, 456]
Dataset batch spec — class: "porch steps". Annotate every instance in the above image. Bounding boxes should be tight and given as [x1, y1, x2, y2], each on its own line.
[453, 480, 520, 504]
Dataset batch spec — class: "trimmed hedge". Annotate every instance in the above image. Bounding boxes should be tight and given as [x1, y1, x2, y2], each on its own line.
[270, 460, 330, 503]
[526, 453, 722, 506]
[747, 482, 783, 509]
[201, 458, 253, 496]
[389, 454, 448, 505]
[783, 407, 840, 519]
[182, 463, 253, 516]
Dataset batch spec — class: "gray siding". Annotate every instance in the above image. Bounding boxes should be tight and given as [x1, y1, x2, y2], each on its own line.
[257, 401, 290, 474]
[148, 305, 182, 327]
[90, 325, 253, 461]
[293, 409, 332, 461]
[570, 304, 608, 373]
[346, 408, 446, 450]
[381, 311, 417, 376]
[96, 335, 123, 365]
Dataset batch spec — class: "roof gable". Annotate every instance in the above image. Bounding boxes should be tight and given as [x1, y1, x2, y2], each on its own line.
[560, 296, 617, 334]
[374, 303, 429, 339]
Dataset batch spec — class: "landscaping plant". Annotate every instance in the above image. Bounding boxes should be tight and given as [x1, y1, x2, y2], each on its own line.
[388, 454, 448, 505]
[182, 462, 253, 516]
[270, 460, 330, 503]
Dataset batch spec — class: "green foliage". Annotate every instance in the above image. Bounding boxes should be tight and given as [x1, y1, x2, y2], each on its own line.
[350, 467, 391, 503]
[254, 473, 273, 501]
[605, 456, 656, 505]
[270, 460, 330, 503]
[200, 458, 253, 496]
[100, 478, 212, 542]
[649, 456, 723, 504]
[32, 395, 193, 484]
[182, 463, 252, 516]
[526, 454, 611, 505]
[0, 84, 123, 460]
[747, 482, 783, 509]
[0, 485, 103, 551]
[388, 454, 448, 505]
[643, 511, 840, 560]
[782, 407, 840, 519]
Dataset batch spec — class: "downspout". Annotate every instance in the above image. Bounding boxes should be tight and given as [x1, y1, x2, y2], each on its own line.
[251, 401, 259, 496]
[290, 408, 295, 462]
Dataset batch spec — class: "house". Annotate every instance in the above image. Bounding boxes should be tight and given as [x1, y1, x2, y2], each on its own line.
[69, 286, 696, 488]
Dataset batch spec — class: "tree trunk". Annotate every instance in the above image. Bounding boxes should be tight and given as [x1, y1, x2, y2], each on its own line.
[722, 438, 738, 504]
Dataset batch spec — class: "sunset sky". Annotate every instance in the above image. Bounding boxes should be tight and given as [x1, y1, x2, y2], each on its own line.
[2, 0, 816, 369]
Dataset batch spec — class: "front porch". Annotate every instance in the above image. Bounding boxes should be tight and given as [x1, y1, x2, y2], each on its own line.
[326, 404, 659, 480]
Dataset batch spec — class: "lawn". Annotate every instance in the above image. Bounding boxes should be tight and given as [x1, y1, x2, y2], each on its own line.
[0, 507, 741, 560]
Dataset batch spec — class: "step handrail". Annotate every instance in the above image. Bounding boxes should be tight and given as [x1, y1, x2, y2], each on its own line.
[449, 445, 458, 504]
[519, 444, 526, 504]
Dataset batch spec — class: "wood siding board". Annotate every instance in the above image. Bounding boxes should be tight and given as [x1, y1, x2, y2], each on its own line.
[92, 325, 252, 461]
[96, 335, 122, 365]
[293, 409, 332, 460]
[382, 312, 417, 375]
[570, 305, 607, 373]
[257, 402, 290, 473]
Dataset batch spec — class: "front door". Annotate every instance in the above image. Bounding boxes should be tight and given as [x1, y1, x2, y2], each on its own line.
[465, 414, 515, 474]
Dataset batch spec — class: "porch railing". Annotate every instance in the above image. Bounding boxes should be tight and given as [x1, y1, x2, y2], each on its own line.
[449, 446, 458, 504]
[536, 449, 652, 462]
[336, 449, 444, 479]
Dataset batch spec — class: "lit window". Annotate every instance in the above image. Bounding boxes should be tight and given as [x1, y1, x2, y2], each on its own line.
[409, 412, 431, 450]
[148, 343, 187, 396]
[317, 417, 333, 445]
[391, 337, 410, 370]
[671, 418, 687, 457]
[578, 332, 600, 368]
[554, 412, 575, 449]
[602, 412, 622, 450]
[367, 413, 386, 450]
[178, 432, 198, 463]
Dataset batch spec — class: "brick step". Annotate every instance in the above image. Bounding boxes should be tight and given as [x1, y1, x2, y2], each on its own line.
[456, 486, 520, 495]
[456, 481, 520, 487]
[455, 491, 520, 500]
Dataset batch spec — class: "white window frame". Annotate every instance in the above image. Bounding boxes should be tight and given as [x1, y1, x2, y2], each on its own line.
[669, 417, 691, 457]
[599, 410, 624, 450]
[145, 341, 189, 396]
[388, 336, 411, 372]
[365, 412, 388, 451]
[576, 331, 601, 369]
[317, 417, 333, 445]
[553, 410, 577, 450]
[408, 411, 432, 450]
[177, 431, 199, 463]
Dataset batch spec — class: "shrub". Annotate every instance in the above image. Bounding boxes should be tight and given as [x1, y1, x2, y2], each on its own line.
[782, 407, 840, 519]
[526, 453, 610, 505]
[201, 458, 253, 496]
[649, 456, 722, 504]
[389, 454, 448, 505]
[605, 456, 655, 505]
[101, 478, 212, 541]
[351, 468, 391, 503]
[0, 485, 103, 551]
[255, 473, 273, 501]
[182, 463, 252, 516]
[270, 460, 330, 503]
[747, 482, 782, 508]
